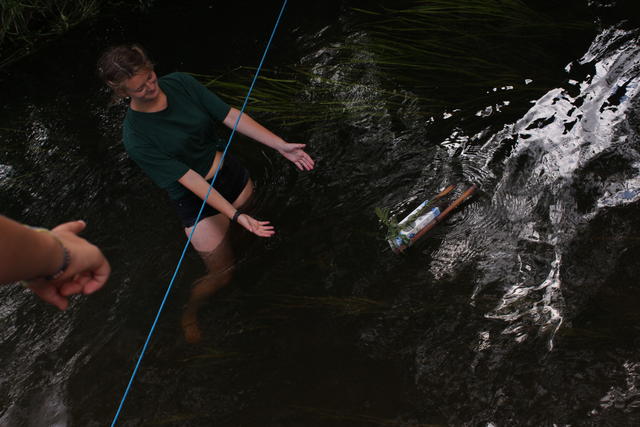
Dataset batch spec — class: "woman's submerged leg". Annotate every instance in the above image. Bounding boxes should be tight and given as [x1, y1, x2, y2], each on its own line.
[181, 178, 254, 343]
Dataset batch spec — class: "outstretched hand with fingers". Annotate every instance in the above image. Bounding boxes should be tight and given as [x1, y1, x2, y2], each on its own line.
[278, 142, 315, 171]
[236, 213, 275, 237]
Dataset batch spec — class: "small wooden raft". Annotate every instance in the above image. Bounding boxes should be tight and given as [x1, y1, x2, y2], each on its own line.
[389, 184, 478, 253]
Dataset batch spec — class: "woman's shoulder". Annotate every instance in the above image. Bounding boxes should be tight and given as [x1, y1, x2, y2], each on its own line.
[160, 71, 199, 88]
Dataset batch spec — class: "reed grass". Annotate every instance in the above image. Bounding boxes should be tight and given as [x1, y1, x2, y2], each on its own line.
[0, 0, 151, 69]
[197, 67, 436, 131]
[197, 0, 592, 131]
[345, 0, 584, 91]
[0, 0, 99, 68]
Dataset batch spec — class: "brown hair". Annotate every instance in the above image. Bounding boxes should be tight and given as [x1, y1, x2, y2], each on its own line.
[97, 44, 154, 99]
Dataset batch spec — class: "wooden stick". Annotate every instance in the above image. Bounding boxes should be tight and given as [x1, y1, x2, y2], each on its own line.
[395, 184, 478, 253]
[431, 184, 456, 202]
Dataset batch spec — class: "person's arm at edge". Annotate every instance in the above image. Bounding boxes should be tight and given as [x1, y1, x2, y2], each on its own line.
[0, 215, 62, 284]
[0, 215, 110, 309]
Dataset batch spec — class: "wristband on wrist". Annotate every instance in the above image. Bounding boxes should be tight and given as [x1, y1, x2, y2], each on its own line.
[231, 210, 242, 223]
[31, 228, 71, 281]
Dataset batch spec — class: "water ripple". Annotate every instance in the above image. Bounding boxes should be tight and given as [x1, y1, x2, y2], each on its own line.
[431, 25, 640, 351]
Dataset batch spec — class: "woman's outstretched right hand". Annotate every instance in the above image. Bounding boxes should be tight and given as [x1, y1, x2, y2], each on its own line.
[236, 214, 275, 237]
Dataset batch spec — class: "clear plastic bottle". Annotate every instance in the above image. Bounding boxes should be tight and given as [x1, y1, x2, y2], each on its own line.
[387, 183, 477, 251]
[388, 203, 441, 249]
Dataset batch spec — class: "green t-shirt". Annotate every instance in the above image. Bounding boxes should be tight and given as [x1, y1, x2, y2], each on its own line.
[123, 72, 231, 200]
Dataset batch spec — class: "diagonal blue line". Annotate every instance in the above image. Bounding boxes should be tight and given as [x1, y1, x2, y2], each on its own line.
[110, 1, 288, 425]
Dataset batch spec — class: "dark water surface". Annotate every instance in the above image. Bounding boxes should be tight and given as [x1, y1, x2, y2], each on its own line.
[2, 0, 640, 426]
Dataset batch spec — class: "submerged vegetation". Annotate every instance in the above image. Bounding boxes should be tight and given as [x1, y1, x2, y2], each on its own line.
[0, 0, 152, 70]
[1, 0, 98, 69]
[198, 0, 593, 131]
[375, 206, 403, 242]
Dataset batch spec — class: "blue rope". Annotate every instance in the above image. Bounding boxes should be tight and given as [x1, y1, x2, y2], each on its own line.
[110, 1, 288, 424]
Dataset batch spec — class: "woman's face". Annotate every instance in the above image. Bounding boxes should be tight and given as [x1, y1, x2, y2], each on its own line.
[122, 69, 159, 102]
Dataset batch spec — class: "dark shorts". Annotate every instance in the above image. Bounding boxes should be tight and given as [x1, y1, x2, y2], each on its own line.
[173, 154, 250, 228]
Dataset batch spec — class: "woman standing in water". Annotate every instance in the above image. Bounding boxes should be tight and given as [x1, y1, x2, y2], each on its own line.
[97, 44, 314, 342]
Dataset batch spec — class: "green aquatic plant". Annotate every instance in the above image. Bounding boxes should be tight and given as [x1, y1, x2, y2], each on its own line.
[375, 206, 404, 243]
[0, 0, 100, 68]
[0, 0, 152, 69]
[196, 0, 592, 132]
[376, 202, 434, 245]
[196, 67, 435, 131]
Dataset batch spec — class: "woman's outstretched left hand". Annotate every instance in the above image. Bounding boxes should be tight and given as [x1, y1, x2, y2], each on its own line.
[237, 214, 275, 238]
[278, 143, 315, 171]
